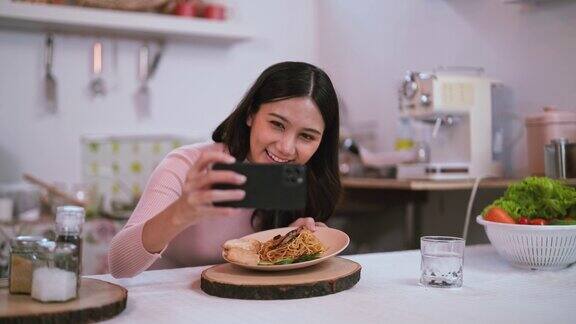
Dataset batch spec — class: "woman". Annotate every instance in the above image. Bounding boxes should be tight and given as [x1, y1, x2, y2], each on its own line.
[108, 62, 341, 278]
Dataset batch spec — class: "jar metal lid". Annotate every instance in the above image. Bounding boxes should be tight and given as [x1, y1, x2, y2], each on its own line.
[10, 236, 47, 249]
[35, 240, 57, 254]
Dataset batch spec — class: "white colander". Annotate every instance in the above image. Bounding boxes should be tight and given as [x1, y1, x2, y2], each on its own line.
[476, 215, 576, 270]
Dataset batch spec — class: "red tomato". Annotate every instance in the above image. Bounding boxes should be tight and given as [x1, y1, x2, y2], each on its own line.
[484, 207, 516, 224]
[518, 217, 529, 225]
[529, 218, 548, 225]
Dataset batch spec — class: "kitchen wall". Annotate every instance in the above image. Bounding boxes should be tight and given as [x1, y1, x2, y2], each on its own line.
[4, 1, 575, 183]
[318, 0, 576, 177]
[0, 0, 318, 184]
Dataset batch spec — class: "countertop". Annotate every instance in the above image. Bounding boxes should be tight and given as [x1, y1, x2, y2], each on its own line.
[342, 177, 576, 191]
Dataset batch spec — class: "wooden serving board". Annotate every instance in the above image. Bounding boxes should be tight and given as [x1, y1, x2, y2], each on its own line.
[201, 257, 361, 300]
[0, 278, 127, 324]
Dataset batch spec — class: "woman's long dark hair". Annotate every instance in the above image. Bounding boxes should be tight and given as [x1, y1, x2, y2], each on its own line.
[212, 62, 341, 229]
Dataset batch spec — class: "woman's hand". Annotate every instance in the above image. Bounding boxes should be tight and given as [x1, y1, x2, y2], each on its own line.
[142, 150, 246, 254]
[174, 150, 247, 226]
[289, 217, 327, 232]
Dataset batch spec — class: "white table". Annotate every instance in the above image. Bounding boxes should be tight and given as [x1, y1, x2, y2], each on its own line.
[90, 245, 575, 324]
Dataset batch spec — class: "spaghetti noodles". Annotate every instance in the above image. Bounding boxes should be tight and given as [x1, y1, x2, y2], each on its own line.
[259, 227, 325, 264]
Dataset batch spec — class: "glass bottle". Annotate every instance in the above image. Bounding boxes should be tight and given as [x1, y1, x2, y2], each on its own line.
[55, 206, 85, 281]
[395, 117, 414, 151]
[31, 241, 79, 302]
[8, 236, 47, 294]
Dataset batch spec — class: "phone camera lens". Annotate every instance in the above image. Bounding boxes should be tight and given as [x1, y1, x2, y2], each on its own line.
[283, 166, 305, 186]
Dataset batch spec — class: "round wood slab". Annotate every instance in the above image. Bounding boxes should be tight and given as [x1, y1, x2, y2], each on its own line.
[0, 278, 127, 323]
[201, 256, 361, 300]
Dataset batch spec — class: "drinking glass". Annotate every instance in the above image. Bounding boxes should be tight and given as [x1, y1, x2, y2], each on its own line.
[420, 236, 464, 288]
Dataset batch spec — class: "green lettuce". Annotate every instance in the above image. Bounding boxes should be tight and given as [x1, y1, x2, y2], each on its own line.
[294, 252, 320, 263]
[482, 177, 576, 220]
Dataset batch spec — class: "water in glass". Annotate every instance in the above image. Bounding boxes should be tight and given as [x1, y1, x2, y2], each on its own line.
[421, 251, 463, 287]
[420, 236, 464, 288]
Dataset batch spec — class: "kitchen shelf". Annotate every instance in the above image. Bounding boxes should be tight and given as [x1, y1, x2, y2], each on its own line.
[0, 0, 253, 43]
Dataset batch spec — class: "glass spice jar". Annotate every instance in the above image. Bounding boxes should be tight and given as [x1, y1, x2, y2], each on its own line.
[55, 205, 85, 281]
[31, 241, 79, 303]
[8, 236, 47, 294]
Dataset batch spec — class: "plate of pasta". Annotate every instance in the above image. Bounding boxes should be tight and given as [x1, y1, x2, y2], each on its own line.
[222, 226, 350, 271]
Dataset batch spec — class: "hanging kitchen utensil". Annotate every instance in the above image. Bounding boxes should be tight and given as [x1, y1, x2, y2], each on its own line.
[89, 41, 106, 98]
[148, 41, 164, 80]
[110, 38, 120, 92]
[44, 34, 58, 114]
[134, 44, 151, 119]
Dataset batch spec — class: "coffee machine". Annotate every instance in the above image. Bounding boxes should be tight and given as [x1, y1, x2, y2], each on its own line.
[396, 67, 503, 179]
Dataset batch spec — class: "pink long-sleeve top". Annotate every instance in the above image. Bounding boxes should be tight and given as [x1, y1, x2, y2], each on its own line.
[108, 142, 255, 278]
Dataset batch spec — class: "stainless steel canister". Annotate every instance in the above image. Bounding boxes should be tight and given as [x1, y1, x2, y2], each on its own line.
[544, 138, 576, 179]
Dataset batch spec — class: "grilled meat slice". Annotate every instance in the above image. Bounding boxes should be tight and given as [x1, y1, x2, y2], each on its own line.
[271, 226, 304, 249]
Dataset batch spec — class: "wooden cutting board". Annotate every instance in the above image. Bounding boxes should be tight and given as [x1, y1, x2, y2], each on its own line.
[0, 278, 127, 323]
[201, 256, 361, 300]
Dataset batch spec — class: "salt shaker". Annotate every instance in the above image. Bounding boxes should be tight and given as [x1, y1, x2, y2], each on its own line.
[31, 241, 79, 302]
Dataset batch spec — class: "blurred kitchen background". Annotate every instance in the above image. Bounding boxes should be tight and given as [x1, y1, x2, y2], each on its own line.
[1, 0, 575, 275]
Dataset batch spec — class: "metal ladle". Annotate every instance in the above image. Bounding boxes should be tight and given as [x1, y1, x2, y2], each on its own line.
[89, 41, 106, 98]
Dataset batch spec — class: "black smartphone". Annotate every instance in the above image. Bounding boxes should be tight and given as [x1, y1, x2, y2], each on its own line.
[212, 163, 307, 210]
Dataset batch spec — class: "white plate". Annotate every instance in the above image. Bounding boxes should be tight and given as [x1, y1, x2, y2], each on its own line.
[222, 226, 350, 271]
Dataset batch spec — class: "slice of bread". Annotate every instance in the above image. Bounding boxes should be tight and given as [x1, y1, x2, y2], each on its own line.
[224, 247, 260, 266]
[222, 238, 261, 253]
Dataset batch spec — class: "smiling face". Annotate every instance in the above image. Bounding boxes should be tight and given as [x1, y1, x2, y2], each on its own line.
[246, 97, 325, 165]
